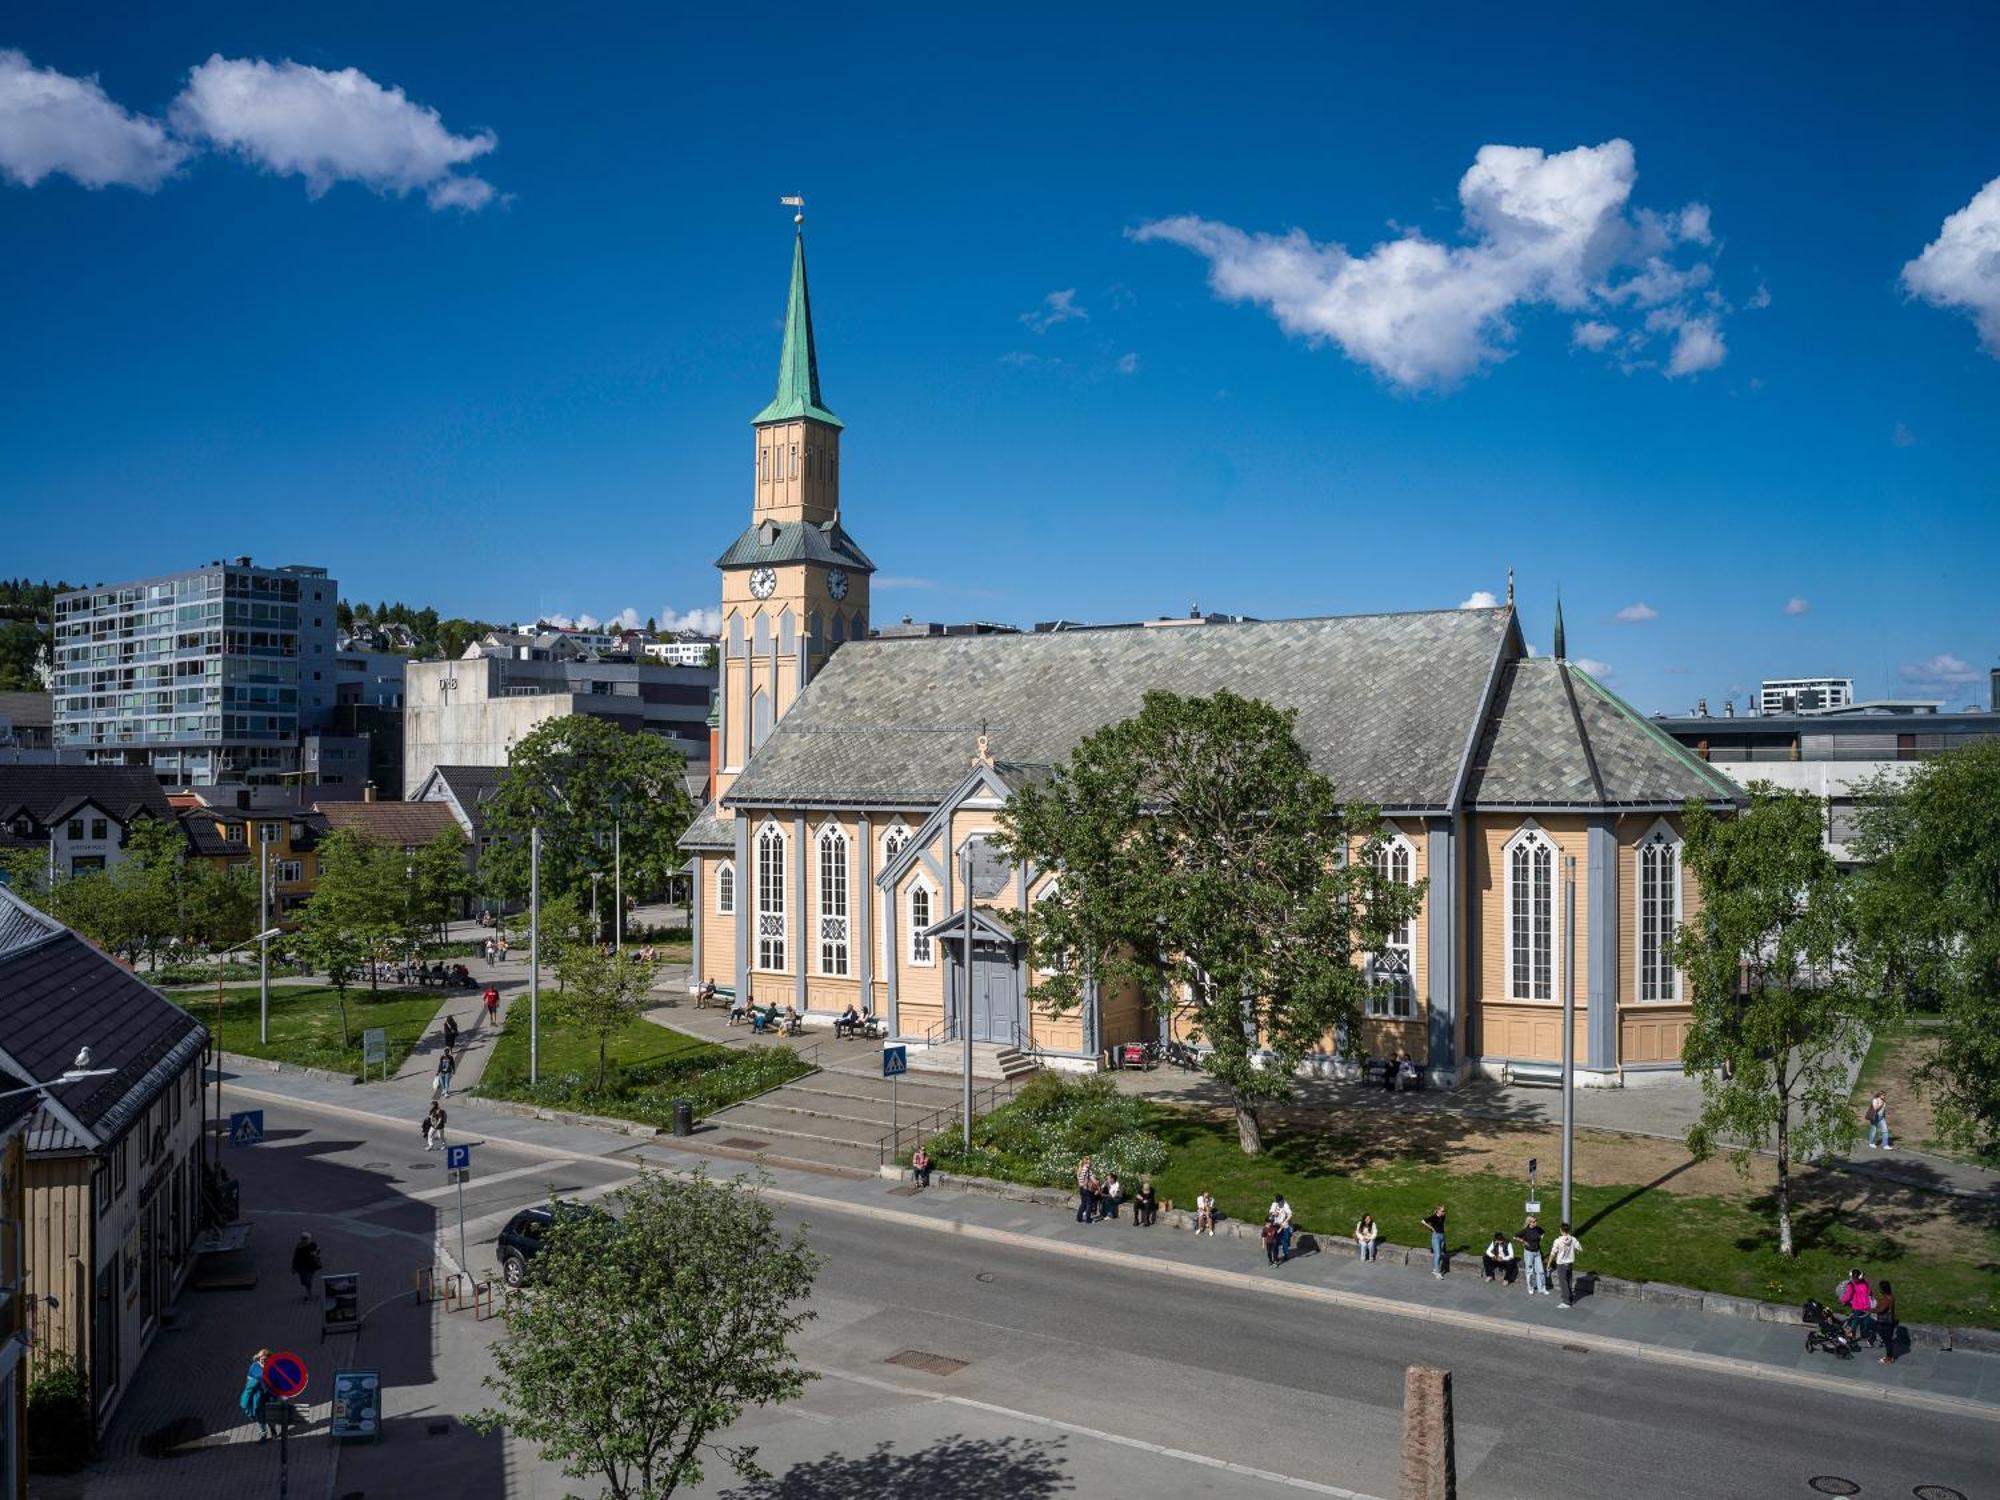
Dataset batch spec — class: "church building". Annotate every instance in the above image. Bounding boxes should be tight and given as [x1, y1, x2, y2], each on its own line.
[679, 225, 1742, 1087]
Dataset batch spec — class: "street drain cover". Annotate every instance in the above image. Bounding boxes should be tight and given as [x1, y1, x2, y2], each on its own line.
[976, 1272, 996, 1283]
[717, 1138, 765, 1150]
[407, 1162, 440, 1170]
[1914, 1489, 1967, 1500]
[1807, 1480, 1860, 1497]
[361, 1161, 390, 1169]
[885, 1349, 967, 1376]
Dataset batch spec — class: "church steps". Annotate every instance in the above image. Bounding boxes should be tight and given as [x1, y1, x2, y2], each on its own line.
[701, 1102, 888, 1151]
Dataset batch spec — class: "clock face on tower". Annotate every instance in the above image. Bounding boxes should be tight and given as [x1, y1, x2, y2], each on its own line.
[748, 567, 777, 600]
[826, 568, 849, 601]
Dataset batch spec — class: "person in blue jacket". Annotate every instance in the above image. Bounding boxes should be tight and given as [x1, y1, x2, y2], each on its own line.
[240, 1348, 272, 1441]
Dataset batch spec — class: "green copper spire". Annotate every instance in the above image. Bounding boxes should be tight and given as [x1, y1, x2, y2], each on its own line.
[1553, 596, 1567, 661]
[752, 230, 843, 429]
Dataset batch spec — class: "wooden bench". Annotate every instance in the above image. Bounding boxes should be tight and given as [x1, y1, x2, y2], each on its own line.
[690, 983, 736, 1011]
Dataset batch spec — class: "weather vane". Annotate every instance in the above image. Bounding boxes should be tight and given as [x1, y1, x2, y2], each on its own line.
[780, 194, 804, 226]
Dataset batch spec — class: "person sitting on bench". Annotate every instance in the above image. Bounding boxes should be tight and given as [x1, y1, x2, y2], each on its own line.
[727, 992, 750, 1026]
[697, 978, 718, 1007]
[751, 1003, 781, 1034]
[1133, 1177, 1159, 1227]
[1397, 1052, 1419, 1091]
[835, 1002, 865, 1038]
[780, 1003, 803, 1035]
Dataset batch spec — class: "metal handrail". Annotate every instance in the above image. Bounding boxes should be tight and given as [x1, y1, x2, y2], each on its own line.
[874, 1072, 1026, 1167]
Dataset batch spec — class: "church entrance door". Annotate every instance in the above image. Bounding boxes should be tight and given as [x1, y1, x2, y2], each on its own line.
[964, 938, 1017, 1044]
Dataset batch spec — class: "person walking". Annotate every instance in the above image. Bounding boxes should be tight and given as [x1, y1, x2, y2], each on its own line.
[1518, 1214, 1548, 1295]
[1195, 1189, 1216, 1236]
[443, 1013, 460, 1052]
[496, 934, 510, 963]
[1421, 1204, 1449, 1278]
[434, 1049, 456, 1100]
[1262, 1213, 1282, 1265]
[1268, 1194, 1294, 1263]
[1481, 1229, 1515, 1284]
[1837, 1268, 1874, 1339]
[1075, 1157, 1098, 1224]
[1355, 1213, 1379, 1262]
[1550, 1221, 1584, 1307]
[1865, 1091, 1892, 1150]
[424, 1099, 447, 1151]
[1873, 1280, 1899, 1364]
[1134, 1177, 1158, 1227]
[483, 985, 501, 1025]
[911, 1145, 932, 1189]
[290, 1232, 321, 1302]
[240, 1349, 273, 1442]
[483, 936, 497, 967]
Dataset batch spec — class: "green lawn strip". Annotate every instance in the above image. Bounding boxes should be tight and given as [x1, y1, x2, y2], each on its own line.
[933, 1086, 2000, 1331]
[477, 1010, 812, 1125]
[172, 984, 441, 1080]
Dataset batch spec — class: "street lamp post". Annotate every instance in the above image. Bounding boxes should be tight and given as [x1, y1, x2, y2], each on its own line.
[613, 817, 622, 956]
[591, 871, 603, 946]
[259, 839, 271, 1046]
[0, 1049, 115, 1104]
[529, 825, 542, 1086]
[215, 927, 284, 1129]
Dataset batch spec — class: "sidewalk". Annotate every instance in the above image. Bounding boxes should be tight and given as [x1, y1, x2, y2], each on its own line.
[217, 1056, 2000, 1418]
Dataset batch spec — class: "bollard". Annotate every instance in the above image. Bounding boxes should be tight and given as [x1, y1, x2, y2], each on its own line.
[1399, 1365, 1455, 1500]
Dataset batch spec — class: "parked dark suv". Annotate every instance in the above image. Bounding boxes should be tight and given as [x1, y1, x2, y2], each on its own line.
[496, 1201, 607, 1286]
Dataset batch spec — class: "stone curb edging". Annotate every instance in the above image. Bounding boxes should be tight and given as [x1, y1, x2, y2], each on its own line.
[217, 1050, 362, 1088]
[882, 1164, 2000, 1358]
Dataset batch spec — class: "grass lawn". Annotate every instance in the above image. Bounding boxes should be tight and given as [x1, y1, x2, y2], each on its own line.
[174, 984, 441, 1080]
[937, 1081, 2000, 1330]
[478, 1010, 812, 1124]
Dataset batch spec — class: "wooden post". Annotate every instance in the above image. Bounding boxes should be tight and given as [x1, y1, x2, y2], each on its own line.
[1399, 1365, 1455, 1500]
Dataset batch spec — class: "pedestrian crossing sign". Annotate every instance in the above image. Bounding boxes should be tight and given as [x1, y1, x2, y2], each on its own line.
[229, 1109, 264, 1146]
[882, 1045, 908, 1078]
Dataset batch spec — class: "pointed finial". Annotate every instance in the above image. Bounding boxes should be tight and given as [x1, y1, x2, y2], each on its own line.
[1553, 594, 1567, 662]
[974, 721, 994, 767]
[1506, 568, 1514, 607]
[780, 194, 804, 227]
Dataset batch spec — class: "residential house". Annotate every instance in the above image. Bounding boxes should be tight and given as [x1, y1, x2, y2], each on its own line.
[174, 793, 329, 920]
[0, 1091, 29, 1500]
[0, 767, 176, 881]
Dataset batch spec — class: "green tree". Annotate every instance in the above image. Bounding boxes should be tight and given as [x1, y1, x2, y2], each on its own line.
[479, 715, 695, 910]
[1674, 785, 1875, 1255]
[999, 689, 1421, 1155]
[410, 826, 474, 942]
[1850, 741, 2000, 1156]
[550, 945, 665, 1087]
[336, 598, 355, 632]
[0, 618, 47, 691]
[297, 827, 410, 1006]
[181, 859, 259, 957]
[471, 1169, 818, 1500]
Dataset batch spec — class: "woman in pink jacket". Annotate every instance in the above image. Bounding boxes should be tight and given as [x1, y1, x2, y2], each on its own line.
[1837, 1268, 1873, 1338]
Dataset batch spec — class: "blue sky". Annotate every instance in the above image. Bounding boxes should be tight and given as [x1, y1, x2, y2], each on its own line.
[4, 3, 1997, 714]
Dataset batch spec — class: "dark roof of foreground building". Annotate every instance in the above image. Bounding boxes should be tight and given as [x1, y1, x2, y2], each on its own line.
[0, 765, 175, 829]
[0, 885, 205, 1156]
[1466, 659, 1742, 808]
[723, 607, 1519, 813]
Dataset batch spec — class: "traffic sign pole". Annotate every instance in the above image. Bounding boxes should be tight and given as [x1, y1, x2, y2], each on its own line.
[446, 1144, 473, 1270]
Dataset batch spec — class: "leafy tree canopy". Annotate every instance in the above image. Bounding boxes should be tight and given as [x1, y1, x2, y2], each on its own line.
[999, 689, 1421, 1155]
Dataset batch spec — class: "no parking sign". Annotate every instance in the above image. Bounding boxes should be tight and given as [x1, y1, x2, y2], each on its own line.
[262, 1349, 309, 1400]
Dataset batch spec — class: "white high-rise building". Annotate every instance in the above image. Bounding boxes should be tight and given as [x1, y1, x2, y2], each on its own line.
[1758, 676, 1853, 716]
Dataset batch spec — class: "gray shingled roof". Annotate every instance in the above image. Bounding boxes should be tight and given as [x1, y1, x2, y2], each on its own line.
[714, 518, 875, 572]
[1466, 659, 1741, 808]
[680, 801, 733, 851]
[724, 608, 1515, 811]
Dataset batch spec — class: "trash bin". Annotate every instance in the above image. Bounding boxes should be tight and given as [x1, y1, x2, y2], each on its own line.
[672, 1099, 694, 1137]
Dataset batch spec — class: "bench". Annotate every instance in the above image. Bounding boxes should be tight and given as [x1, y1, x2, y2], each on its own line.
[1364, 1059, 1427, 1092]
[690, 983, 736, 1011]
[1502, 1061, 1564, 1089]
[834, 1015, 885, 1040]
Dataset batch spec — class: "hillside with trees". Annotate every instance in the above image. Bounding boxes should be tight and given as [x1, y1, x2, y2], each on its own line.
[0, 577, 74, 691]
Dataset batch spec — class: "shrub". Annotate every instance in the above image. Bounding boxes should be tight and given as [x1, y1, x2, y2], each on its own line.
[27, 1353, 91, 1470]
[928, 1070, 1170, 1187]
[488, 1044, 811, 1127]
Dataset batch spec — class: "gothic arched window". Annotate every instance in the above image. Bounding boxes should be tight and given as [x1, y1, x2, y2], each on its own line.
[817, 825, 850, 977]
[1367, 835, 1417, 1018]
[1638, 826, 1682, 1002]
[756, 825, 786, 971]
[1506, 828, 1554, 1001]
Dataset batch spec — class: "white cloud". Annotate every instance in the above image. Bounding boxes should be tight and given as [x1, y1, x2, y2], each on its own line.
[0, 49, 188, 189]
[1133, 139, 1727, 389]
[1900, 652, 1981, 688]
[1571, 320, 1618, 351]
[1457, 589, 1500, 610]
[874, 577, 937, 591]
[1574, 656, 1614, 680]
[1892, 420, 1916, 448]
[1665, 314, 1726, 376]
[1020, 288, 1087, 333]
[1746, 282, 1772, 310]
[1902, 175, 2000, 354]
[1116, 351, 1140, 375]
[658, 606, 722, 636]
[1782, 597, 1810, 616]
[170, 55, 497, 209]
[1615, 601, 1659, 622]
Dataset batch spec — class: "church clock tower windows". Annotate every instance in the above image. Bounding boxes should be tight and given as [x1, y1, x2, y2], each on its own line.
[713, 218, 875, 797]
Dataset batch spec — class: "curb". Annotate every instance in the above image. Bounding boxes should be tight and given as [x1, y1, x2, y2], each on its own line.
[883, 1165, 2000, 1357]
[217, 1050, 361, 1088]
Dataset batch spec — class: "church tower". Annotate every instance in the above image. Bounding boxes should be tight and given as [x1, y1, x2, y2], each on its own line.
[713, 221, 874, 800]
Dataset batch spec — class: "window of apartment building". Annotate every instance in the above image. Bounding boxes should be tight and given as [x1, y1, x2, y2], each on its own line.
[1366, 836, 1417, 1018]
[756, 824, 786, 971]
[908, 882, 935, 965]
[817, 825, 850, 976]
[259, 822, 280, 844]
[1637, 827, 1682, 1002]
[716, 860, 736, 915]
[1506, 827, 1554, 1002]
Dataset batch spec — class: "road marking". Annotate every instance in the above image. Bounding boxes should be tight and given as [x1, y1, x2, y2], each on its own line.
[818, 1365, 1386, 1498]
[227, 1082, 2000, 1425]
[348, 1158, 589, 1215]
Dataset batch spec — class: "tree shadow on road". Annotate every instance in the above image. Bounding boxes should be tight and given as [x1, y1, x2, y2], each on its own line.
[721, 1434, 1072, 1500]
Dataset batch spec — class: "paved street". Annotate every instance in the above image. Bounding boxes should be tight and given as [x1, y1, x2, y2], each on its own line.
[56, 1074, 2000, 1500]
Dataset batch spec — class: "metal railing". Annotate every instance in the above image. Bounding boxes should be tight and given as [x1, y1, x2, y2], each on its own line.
[875, 1073, 1026, 1168]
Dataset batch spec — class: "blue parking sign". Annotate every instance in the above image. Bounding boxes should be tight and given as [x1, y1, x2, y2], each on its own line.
[881, 1045, 907, 1078]
[229, 1109, 264, 1146]
[445, 1143, 471, 1172]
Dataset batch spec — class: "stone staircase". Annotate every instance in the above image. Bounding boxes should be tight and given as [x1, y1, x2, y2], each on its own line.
[904, 1040, 1038, 1082]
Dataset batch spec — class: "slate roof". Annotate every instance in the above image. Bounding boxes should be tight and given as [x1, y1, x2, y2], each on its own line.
[0, 766, 175, 828]
[0, 691, 53, 729]
[724, 608, 1517, 812]
[318, 800, 465, 847]
[1465, 659, 1742, 808]
[714, 517, 875, 573]
[680, 801, 733, 851]
[0, 885, 205, 1157]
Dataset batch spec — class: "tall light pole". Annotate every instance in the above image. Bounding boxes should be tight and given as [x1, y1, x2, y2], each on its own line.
[258, 838, 271, 1045]
[215, 927, 284, 1128]
[612, 815, 623, 956]
[1561, 852, 1577, 1227]
[590, 871, 603, 946]
[961, 840, 974, 1150]
[529, 825, 542, 1086]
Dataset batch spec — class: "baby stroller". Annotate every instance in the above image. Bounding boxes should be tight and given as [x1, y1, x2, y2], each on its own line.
[1802, 1298, 1856, 1358]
